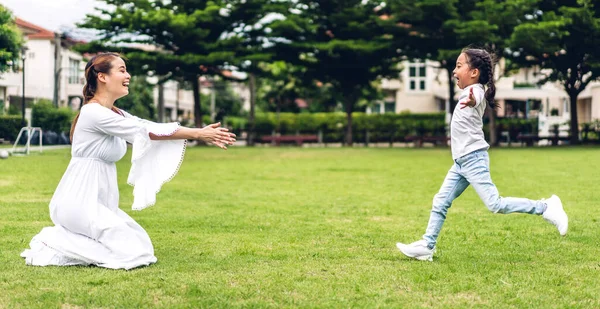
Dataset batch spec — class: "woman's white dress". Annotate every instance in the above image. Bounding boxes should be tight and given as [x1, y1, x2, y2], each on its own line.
[20, 103, 186, 270]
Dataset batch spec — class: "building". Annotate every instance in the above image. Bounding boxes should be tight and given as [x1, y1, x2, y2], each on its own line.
[374, 59, 600, 128]
[0, 18, 86, 113]
[0, 17, 252, 127]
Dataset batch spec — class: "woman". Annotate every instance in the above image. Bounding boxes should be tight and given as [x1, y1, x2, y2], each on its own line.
[21, 52, 236, 269]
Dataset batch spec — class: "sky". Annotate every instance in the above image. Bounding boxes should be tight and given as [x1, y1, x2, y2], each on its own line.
[0, 0, 105, 32]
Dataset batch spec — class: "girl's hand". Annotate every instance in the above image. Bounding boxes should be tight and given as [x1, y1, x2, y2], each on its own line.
[200, 122, 236, 150]
[459, 87, 476, 109]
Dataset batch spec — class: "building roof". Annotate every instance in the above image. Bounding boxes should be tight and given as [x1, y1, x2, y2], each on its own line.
[15, 18, 55, 40]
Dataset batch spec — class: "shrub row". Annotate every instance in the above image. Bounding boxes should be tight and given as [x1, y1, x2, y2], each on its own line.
[0, 116, 24, 142]
[31, 101, 76, 134]
[222, 113, 551, 144]
[226, 112, 447, 143]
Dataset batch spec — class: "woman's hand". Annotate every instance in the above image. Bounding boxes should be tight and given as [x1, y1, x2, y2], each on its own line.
[199, 122, 237, 150]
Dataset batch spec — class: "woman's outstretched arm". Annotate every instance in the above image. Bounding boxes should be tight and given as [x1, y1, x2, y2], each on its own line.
[150, 122, 236, 150]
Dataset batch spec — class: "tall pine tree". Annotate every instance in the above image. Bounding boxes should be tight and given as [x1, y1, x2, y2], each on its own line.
[78, 0, 265, 127]
[270, 0, 407, 145]
[509, 0, 600, 144]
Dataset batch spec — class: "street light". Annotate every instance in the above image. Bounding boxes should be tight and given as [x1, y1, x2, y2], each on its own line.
[21, 46, 28, 126]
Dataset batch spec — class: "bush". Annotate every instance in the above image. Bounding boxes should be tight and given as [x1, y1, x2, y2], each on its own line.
[223, 116, 247, 136]
[0, 115, 24, 142]
[31, 100, 75, 133]
[251, 112, 446, 143]
[496, 118, 538, 140]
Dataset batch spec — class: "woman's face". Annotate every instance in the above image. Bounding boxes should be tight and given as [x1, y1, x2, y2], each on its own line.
[102, 57, 131, 99]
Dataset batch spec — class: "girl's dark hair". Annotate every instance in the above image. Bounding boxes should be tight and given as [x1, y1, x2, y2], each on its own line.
[462, 47, 498, 109]
[70, 52, 122, 142]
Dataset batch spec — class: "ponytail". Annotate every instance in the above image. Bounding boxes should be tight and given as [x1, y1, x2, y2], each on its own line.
[462, 47, 499, 109]
[70, 52, 121, 142]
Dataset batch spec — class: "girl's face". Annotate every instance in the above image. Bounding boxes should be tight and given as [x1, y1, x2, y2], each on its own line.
[99, 57, 131, 99]
[452, 53, 479, 89]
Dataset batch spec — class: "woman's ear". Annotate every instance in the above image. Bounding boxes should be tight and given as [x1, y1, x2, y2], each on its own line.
[97, 72, 107, 84]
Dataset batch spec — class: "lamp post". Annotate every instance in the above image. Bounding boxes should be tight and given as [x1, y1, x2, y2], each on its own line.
[21, 46, 28, 126]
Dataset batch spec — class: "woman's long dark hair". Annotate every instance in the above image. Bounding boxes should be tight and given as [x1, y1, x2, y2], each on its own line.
[462, 48, 498, 109]
[70, 52, 122, 142]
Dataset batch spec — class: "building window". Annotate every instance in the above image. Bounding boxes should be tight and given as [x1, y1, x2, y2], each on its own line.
[68, 59, 80, 84]
[384, 101, 395, 113]
[505, 99, 541, 119]
[370, 103, 382, 114]
[407, 61, 426, 91]
[165, 107, 173, 122]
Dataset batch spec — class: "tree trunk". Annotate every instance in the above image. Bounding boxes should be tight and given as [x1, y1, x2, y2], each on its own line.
[53, 33, 62, 108]
[175, 81, 180, 122]
[276, 96, 281, 134]
[568, 93, 579, 145]
[344, 96, 354, 146]
[158, 82, 165, 122]
[247, 73, 257, 146]
[193, 75, 202, 128]
[488, 107, 498, 146]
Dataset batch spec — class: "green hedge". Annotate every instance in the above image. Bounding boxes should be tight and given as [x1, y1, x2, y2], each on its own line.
[483, 118, 538, 141]
[225, 112, 446, 143]
[32, 101, 76, 133]
[226, 113, 549, 144]
[0, 116, 24, 142]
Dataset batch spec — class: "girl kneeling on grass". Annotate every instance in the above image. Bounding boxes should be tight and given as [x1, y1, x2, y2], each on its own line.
[396, 47, 568, 261]
[21, 52, 236, 270]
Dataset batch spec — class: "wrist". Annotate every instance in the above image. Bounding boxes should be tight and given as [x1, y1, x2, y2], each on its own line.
[195, 128, 206, 141]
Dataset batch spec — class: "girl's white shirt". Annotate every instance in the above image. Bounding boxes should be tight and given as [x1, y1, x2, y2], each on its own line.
[450, 83, 489, 160]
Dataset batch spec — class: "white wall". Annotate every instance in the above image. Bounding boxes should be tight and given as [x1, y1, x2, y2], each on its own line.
[396, 92, 441, 113]
[153, 80, 195, 122]
[591, 84, 600, 121]
[393, 60, 447, 113]
[61, 49, 85, 107]
[1, 39, 55, 106]
[231, 81, 250, 112]
[0, 86, 6, 110]
[13, 40, 54, 100]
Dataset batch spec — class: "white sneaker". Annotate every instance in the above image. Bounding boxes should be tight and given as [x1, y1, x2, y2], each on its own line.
[542, 195, 568, 236]
[396, 240, 435, 261]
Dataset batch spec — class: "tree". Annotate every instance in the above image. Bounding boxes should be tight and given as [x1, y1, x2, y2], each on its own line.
[509, 0, 600, 144]
[200, 78, 244, 122]
[270, 0, 406, 145]
[226, 0, 285, 145]
[78, 0, 261, 128]
[387, 0, 500, 115]
[471, 0, 536, 145]
[258, 61, 305, 112]
[115, 76, 156, 120]
[256, 61, 343, 115]
[0, 5, 22, 73]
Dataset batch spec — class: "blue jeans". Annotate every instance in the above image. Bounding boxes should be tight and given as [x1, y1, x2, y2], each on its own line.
[423, 149, 546, 249]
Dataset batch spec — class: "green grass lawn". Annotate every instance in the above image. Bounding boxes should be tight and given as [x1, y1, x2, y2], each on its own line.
[1, 146, 599, 308]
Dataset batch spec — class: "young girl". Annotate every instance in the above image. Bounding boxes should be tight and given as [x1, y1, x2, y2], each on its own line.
[20, 53, 236, 269]
[396, 48, 568, 261]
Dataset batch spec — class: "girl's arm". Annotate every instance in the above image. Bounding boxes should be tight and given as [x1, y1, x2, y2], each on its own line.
[150, 122, 236, 150]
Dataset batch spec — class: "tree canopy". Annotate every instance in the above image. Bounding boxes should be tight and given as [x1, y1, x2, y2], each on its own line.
[269, 0, 407, 144]
[509, 0, 600, 143]
[0, 5, 22, 73]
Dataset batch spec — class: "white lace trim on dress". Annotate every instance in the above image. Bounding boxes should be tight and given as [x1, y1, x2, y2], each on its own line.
[127, 122, 187, 210]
